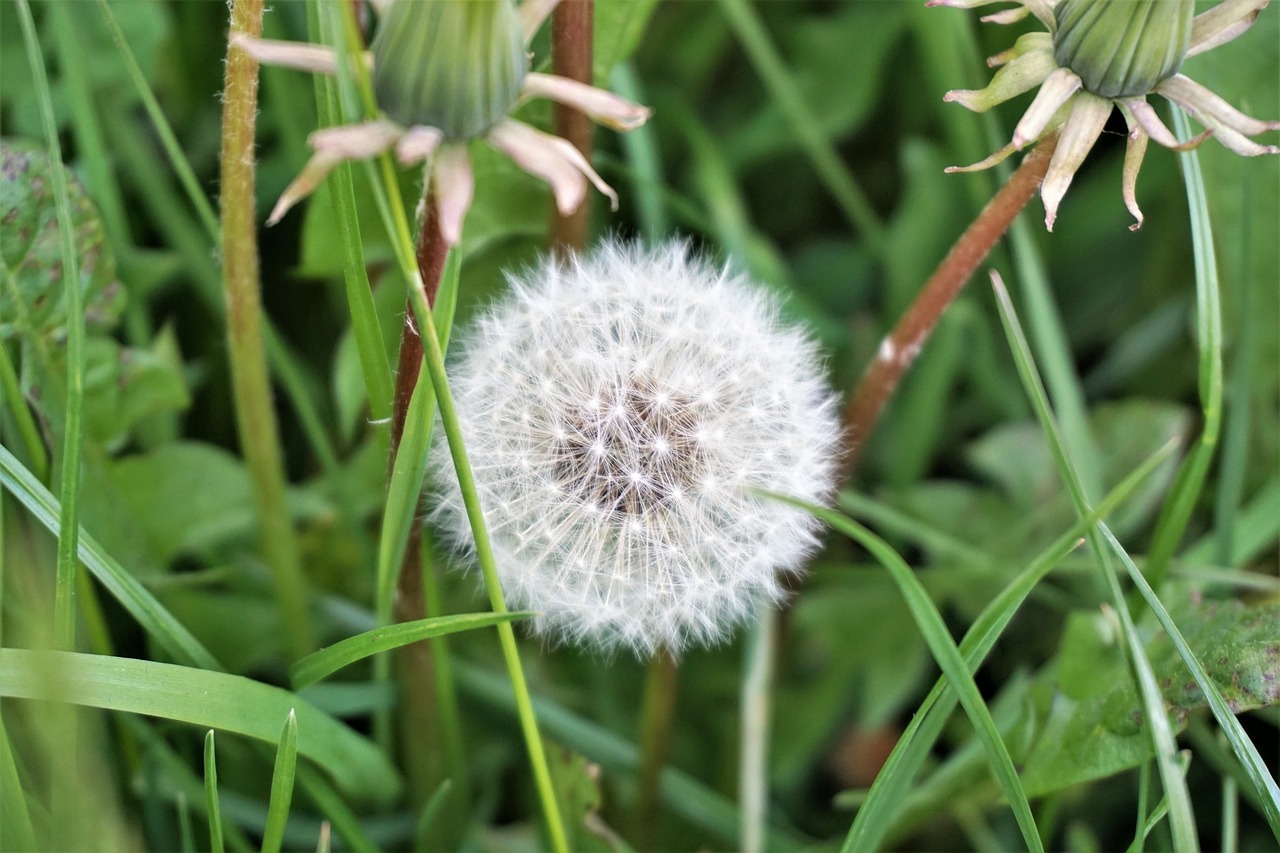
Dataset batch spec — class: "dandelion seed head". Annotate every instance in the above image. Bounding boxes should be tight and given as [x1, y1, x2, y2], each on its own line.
[429, 241, 842, 656]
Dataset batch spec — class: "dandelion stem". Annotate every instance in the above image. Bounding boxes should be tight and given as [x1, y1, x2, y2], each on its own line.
[220, 0, 314, 660]
[841, 134, 1059, 477]
[550, 0, 595, 253]
[635, 648, 679, 849]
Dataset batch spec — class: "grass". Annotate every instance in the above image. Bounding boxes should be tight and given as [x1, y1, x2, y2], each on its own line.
[1, 2, 1277, 851]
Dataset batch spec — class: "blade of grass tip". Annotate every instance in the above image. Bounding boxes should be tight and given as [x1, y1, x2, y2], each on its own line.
[1102, 524, 1280, 841]
[96, 0, 220, 238]
[781, 497, 1044, 853]
[290, 612, 531, 690]
[990, 272, 1199, 852]
[317, 822, 331, 853]
[16, 0, 84, 654]
[1133, 760, 1152, 853]
[740, 606, 777, 853]
[715, 0, 887, 258]
[844, 438, 1178, 852]
[1143, 108, 1225, 591]
[0, 445, 222, 670]
[260, 710, 299, 853]
[415, 779, 455, 850]
[610, 62, 669, 240]
[205, 731, 225, 853]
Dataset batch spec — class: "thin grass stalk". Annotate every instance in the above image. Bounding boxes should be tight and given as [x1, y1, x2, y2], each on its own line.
[404, 263, 570, 852]
[0, 344, 47, 482]
[220, 0, 314, 661]
[739, 607, 777, 853]
[635, 648, 679, 850]
[841, 135, 1057, 476]
[991, 274, 1199, 851]
[550, 0, 595, 253]
[1143, 110, 1226, 590]
[841, 439, 1177, 852]
[16, 0, 83, 655]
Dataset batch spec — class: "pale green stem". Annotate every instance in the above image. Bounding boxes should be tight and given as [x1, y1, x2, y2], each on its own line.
[220, 0, 314, 660]
[740, 606, 777, 853]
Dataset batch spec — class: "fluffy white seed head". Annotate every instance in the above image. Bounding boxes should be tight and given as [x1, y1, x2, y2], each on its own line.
[429, 241, 841, 656]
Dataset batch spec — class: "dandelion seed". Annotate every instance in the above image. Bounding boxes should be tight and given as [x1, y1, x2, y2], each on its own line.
[429, 242, 842, 656]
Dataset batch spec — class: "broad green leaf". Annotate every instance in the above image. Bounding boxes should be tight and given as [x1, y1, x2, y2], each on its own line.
[0, 650, 401, 804]
[594, 0, 659, 84]
[1023, 600, 1280, 797]
[548, 743, 619, 853]
[0, 141, 122, 342]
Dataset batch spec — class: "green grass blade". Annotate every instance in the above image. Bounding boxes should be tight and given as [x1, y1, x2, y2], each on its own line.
[205, 730, 225, 853]
[1143, 110, 1225, 590]
[96, 0, 220, 238]
[414, 779, 454, 851]
[0, 343, 48, 482]
[0, 650, 400, 804]
[290, 612, 531, 690]
[991, 274, 1199, 852]
[1103, 525, 1280, 841]
[843, 439, 1178, 852]
[0, 719, 38, 852]
[611, 62, 669, 240]
[261, 710, 298, 853]
[1006, 221, 1102, 500]
[295, 767, 379, 853]
[0, 445, 221, 671]
[16, 0, 85, 653]
[716, 0, 886, 256]
[790, 501, 1044, 853]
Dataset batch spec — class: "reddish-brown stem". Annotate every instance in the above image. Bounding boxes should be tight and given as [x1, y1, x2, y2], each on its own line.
[840, 135, 1059, 478]
[549, 0, 594, 254]
[390, 193, 451, 812]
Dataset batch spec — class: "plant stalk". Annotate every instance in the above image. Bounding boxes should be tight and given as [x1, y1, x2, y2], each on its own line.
[550, 0, 595, 254]
[635, 648, 679, 850]
[841, 135, 1059, 477]
[220, 0, 314, 660]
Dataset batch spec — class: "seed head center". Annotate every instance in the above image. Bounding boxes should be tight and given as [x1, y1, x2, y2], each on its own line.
[552, 378, 703, 518]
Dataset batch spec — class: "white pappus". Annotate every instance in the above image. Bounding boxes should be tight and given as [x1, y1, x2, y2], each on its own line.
[428, 241, 842, 656]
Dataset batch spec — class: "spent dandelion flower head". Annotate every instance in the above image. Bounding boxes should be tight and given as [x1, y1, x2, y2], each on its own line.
[932, 0, 1280, 230]
[428, 241, 842, 657]
[233, 0, 651, 243]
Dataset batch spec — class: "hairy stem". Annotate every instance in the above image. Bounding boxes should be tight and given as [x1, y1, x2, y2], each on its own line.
[841, 135, 1059, 477]
[220, 0, 313, 661]
[549, 0, 595, 254]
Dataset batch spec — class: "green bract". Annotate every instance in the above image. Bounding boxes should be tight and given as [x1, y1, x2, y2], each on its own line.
[1053, 0, 1192, 99]
[373, 0, 528, 140]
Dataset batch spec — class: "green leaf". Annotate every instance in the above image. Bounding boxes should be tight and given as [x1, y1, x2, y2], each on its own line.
[0, 650, 401, 804]
[548, 744, 621, 853]
[1022, 600, 1280, 797]
[290, 611, 531, 690]
[0, 141, 123, 343]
